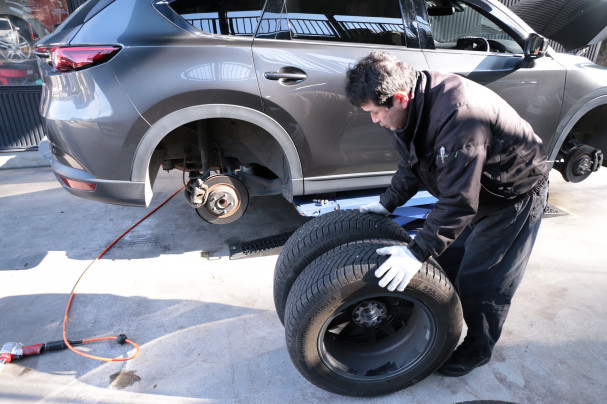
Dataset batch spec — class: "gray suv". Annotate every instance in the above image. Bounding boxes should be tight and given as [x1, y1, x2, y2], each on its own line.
[36, 0, 606, 223]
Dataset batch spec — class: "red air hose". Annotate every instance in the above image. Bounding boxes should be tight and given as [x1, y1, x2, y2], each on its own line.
[63, 185, 185, 361]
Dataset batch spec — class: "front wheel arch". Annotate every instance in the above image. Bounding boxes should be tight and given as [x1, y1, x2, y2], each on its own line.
[550, 95, 607, 166]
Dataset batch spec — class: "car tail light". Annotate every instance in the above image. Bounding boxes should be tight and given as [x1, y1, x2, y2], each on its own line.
[60, 177, 97, 191]
[35, 46, 121, 72]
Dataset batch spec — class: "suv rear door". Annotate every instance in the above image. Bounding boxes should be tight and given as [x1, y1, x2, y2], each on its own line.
[252, 0, 429, 194]
[415, 0, 567, 146]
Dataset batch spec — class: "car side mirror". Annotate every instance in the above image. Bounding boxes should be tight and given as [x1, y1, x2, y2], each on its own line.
[524, 33, 547, 60]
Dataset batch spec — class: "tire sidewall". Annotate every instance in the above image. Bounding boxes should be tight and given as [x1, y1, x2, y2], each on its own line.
[275, 211, 411, 323]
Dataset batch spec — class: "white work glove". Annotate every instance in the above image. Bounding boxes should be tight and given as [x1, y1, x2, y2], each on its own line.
[375, 246, 422, 292]
[358, 202, 390, 215]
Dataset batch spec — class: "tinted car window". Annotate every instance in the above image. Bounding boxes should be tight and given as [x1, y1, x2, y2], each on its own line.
[256, 0, 291, 40]
[424, 0, 523, 53]
[170, 0, 265, 36]
[258, 0, 408, 46]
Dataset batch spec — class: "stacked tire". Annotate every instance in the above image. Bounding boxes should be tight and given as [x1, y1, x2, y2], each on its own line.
[273, 210, 462, 396]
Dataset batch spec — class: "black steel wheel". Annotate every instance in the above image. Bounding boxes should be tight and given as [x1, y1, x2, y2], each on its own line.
[284, 243, 462, 396]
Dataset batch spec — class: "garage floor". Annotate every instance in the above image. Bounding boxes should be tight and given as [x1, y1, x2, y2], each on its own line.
[0, 165, 606, 403]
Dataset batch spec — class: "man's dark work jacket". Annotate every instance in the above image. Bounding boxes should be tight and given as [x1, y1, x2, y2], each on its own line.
[379, 70, 548, 262]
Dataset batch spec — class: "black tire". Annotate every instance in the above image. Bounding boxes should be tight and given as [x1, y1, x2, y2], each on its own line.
[273, 210, 411, 324]
[284, 243, 462, 397]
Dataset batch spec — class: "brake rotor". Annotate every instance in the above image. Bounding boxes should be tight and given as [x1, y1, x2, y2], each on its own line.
[562, 145, 597, 183]
[195, 175, 249, 224]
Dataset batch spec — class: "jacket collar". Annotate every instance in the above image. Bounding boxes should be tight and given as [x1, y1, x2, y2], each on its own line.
[392, 71, 427, 166]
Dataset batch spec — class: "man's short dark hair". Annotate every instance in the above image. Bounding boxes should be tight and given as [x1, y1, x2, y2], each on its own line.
[345, 51, 417, 108]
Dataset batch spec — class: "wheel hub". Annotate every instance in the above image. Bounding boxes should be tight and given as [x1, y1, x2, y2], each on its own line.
[194, 175, 249, 224]
[351, 300, 387, 328]
[573, 155, 592, 176]
[206, 184, 239, 216]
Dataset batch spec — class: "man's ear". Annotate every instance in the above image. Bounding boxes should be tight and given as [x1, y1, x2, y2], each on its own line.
[394, 91, 410, 110]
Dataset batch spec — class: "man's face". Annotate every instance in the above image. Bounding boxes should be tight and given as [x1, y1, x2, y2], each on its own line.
[360, 93, 409, 131]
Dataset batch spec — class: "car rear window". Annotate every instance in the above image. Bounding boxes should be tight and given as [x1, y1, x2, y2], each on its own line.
[169, 0, 266, 36]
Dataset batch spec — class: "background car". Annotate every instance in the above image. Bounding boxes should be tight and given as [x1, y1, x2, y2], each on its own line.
[0, 17, 33, 62]
[35, 0, 607, 224]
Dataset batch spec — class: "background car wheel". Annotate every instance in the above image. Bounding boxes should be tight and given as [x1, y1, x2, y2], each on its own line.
[0, 32, 32, 62]
[273, 210, 411, 324]
[284, 243, 462, 397]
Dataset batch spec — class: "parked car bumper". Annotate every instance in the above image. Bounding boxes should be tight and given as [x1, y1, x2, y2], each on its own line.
[40, 137, 148, 207]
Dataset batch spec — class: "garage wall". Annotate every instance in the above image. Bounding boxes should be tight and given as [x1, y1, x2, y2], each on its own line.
[0, 86, 44, 151]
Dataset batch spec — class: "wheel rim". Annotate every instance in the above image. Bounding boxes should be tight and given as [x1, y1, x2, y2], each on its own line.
[317, 293, 436, 381]
[0, 34, 32, 62]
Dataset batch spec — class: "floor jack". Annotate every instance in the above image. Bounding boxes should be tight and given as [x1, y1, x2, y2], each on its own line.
[229, 189, 438, 259]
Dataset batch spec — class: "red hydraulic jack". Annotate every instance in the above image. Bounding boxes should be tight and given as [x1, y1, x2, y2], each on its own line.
[0, 340, 84, 371]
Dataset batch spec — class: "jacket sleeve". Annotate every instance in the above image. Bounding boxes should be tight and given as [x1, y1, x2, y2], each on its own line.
[407, 106, 490, 262]
[380, 150, 420, 213]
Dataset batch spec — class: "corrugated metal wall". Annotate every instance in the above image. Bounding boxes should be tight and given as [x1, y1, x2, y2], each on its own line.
[0, 86, 45, 151]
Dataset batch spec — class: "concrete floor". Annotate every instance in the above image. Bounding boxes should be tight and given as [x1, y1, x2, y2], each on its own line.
[0, 164, 606, 403]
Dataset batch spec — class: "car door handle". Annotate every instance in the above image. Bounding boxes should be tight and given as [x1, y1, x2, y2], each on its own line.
[264, 68, 307, 83]
[264, 72, 307, 80]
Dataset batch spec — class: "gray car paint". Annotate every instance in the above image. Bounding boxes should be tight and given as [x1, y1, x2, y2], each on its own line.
[252, 40, 428, 179]
[36, 0, 607, 208]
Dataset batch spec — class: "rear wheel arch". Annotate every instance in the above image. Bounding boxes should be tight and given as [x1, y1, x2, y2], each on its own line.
[131, 104, 303, 205]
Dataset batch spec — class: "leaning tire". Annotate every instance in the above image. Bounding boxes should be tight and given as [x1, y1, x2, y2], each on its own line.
[284, 243, 462, 397]
[274, 210, 411, 324]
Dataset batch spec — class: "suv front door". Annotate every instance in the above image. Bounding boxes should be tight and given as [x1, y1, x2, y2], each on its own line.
[416, 0, 567, 146]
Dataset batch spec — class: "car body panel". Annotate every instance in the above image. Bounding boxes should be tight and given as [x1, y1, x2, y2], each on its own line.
[416, 0, 567, 148]
[421, 50, 566, 149]
[111, 43, 264, 125]
[35, 0, 607, 209]
[39, 61, 150, 181]
[253, 39, 429, 181]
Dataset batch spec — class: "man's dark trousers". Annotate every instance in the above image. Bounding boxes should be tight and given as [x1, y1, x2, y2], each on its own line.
[436, 182, 549, 356]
